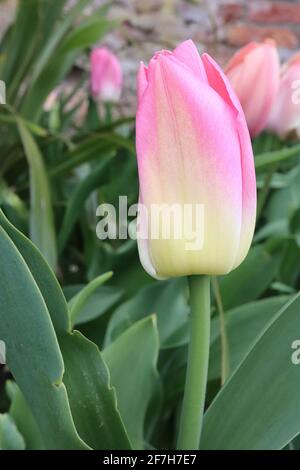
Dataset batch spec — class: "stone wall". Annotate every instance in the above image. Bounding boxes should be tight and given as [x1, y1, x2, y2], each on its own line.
[1, 0, 299, 114]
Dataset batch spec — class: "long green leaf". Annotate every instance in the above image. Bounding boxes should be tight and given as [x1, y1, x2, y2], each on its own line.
[0, 414, 25, 450]
[59, 18, 117, 54]
[105, 279, 189, 350]
[219, 243, 282, 309]
[202, 293, 300, 450]
[64, 284, 123, 326]
[21, 14, 115, 122]
[69, 272, 113, 326]
[6, 381, 45, 450]
[103, 316, 160, 449]
[2, 0, 40, 88]
[58, 155, 113, 253]
[209, 296, 290, 381]
[30, 0, 90, 82]
[0, 212, 131, 448]
[17, 119, 57, 270]
[0, 209, 69, 332]
[49, 133, 133, 177]
[255, 144, 300, 170]
[0, 225, 88, 449]
[61, 331, 132, 450]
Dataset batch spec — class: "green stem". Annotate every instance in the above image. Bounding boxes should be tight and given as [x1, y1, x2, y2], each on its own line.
[104, 102, 112, 124]
[255, 143, 300, 169]
[177, 275, 210, 450]
[256, 134, 279, 221]
[212, 276, 230, 385]
[256, 163, 278, 220]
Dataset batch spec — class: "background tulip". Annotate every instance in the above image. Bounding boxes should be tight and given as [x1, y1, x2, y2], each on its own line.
[136, 40, 256, 279]
[90, 47, 123, 103]
[225, 40, 280, 137]
[267, 53, 300, 139]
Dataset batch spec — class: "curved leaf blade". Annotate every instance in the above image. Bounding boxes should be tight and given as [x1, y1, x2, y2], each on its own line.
[17, 119, 57, 270]
[0, 225, 88, 449]
[202, 293, 300, 450]
[0, 209, 69, 332]
[0, 414, 25, 450]
[103, 316, 160, 449]
[61, 331, 132, 450]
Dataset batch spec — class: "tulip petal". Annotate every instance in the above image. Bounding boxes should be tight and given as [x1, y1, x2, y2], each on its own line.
[173, 39, 207, 81]
[90, 48, 122, 102]
[137, 62, 149, 103]
[202, 53, 256, 268]
[225, 41, 280, 136]
[225, 42, 259, 74]
[136, 197, 162, 279]
[268, 60, 300, 138]
[136, 53, 244, 277]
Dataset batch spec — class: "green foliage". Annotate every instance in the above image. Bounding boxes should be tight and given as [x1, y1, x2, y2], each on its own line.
[202, 294, 300, 450]
[1, 0, 300, 452]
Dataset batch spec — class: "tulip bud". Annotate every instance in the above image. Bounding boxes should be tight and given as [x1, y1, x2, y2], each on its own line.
[225, 40, 280, 137]
[267, 53, 300, 139]
[136, 40, 256, 279]
[90, 47, 123, 103]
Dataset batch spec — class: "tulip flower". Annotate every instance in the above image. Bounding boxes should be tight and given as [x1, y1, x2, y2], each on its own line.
[90, 47, 123, 103]
[225, 40, 280, 137]
[267, 53, 300, 139]
[136, 40, 256, 280]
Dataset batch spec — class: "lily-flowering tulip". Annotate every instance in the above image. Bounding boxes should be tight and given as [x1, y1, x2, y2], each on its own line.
[90, 47, 123, 102]
[136, 40, 256, 279]
[225, 40, 280, 137]
[267, 53, 300, 139]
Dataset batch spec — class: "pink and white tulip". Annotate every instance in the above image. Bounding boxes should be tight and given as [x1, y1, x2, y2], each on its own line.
[225, 40, 280, 137]
[136, 40, 256, 279]
[267, 53, 300, 139]
[90, 47, 123, 103]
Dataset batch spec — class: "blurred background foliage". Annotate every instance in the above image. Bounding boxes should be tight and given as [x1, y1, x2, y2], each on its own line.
[1, 0, 300, 451]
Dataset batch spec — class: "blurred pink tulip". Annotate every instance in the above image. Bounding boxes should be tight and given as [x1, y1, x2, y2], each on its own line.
[90, 47, 122, 103]
[225, 40, 280, 137]
[136, 40, 256, 279]
[267, 53, 300, 139]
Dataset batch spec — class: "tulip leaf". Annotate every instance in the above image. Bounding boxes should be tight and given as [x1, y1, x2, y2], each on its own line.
[68, 272, 113, 326]
[105, 278, 190, 349]
[0, 414, 25, 450]
[58, 18, 117, 54]
[0, 225, 88, 449]
[48, 139, 111, 176]
[279, 238, 300, 286]
[0, 209, 69, 333]
[103, 316, 160, 449]
[60, 331, 132, 450]
[1, 0, 40, 89]
[58, 155, 113, 253]
[64, 284, 123, 326]
[201, 293, 300, 450]
[208, 296, 290, 381]
[219, 243, 282, 309]
[255, 144, 300, 170]
[17, 119, 57, 270]
[6, 381, 45, 450]
[49, 133, 133, 176]
[30, 0, 90, 83]
[21, 14, 115, 122]
[266, 169, 300, 224]
[0, 212, 132, 449]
